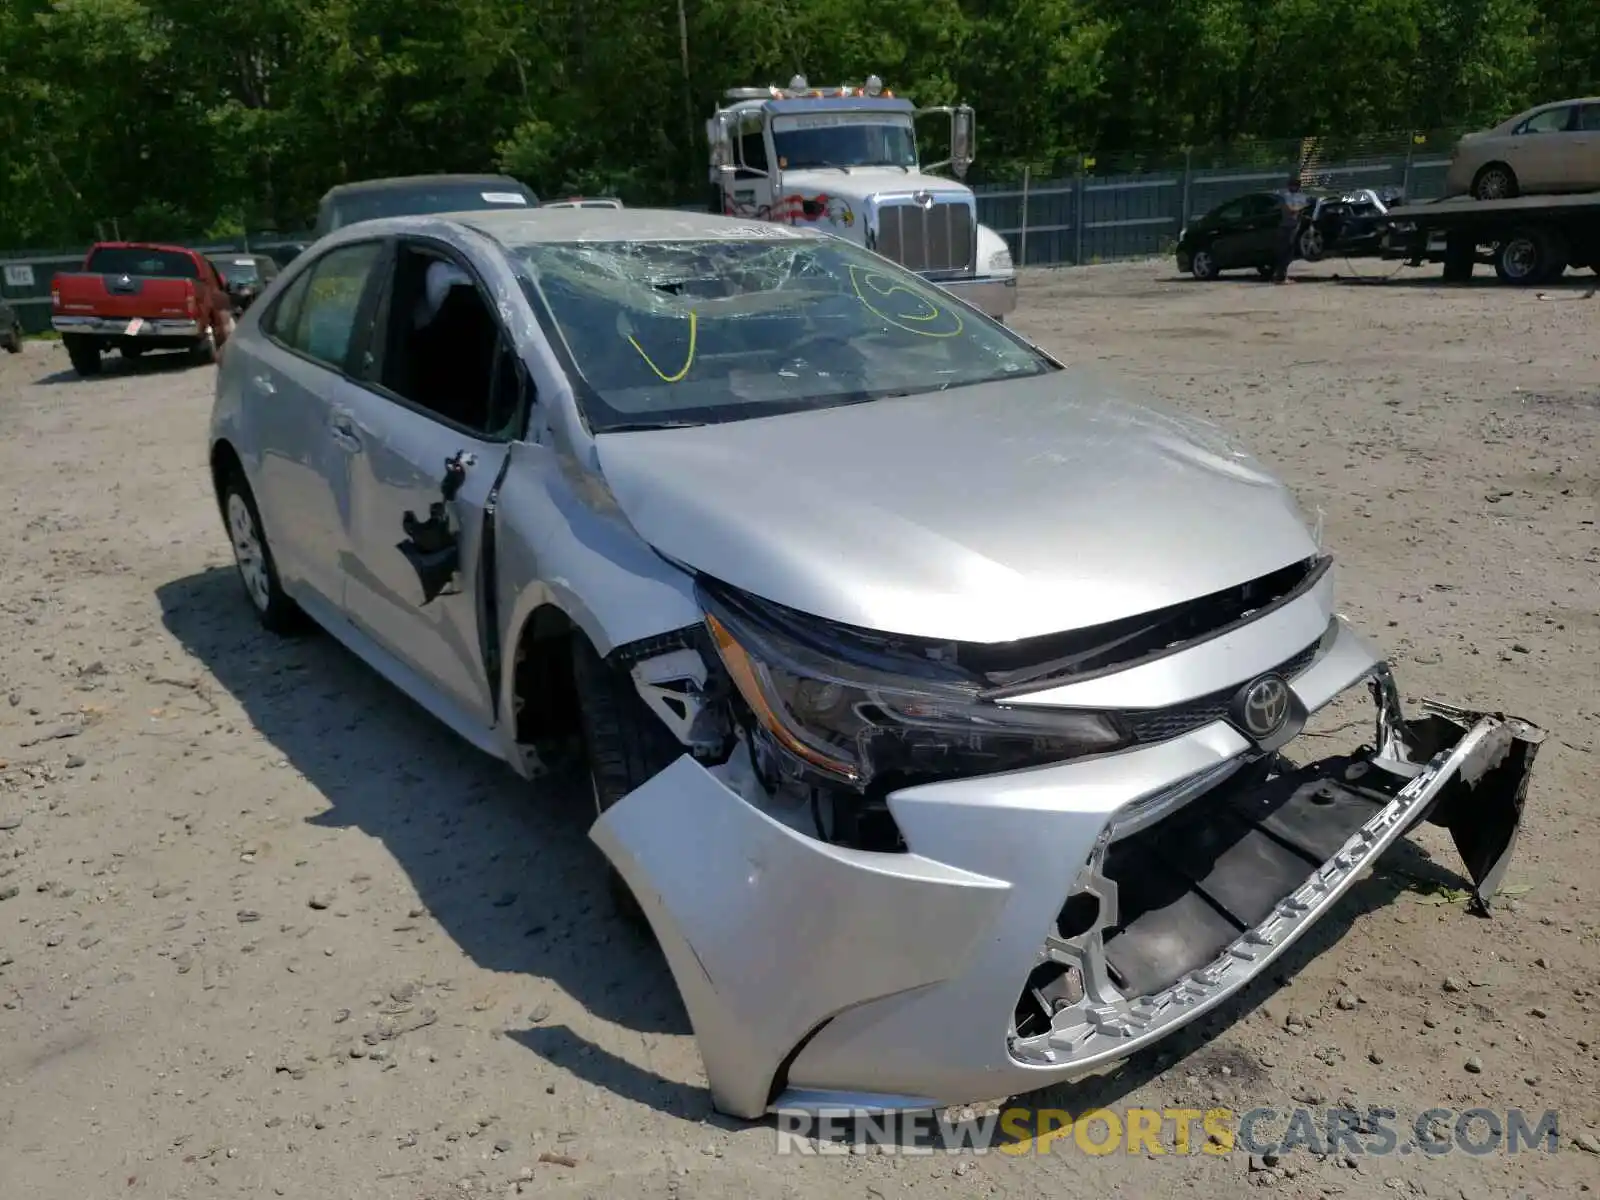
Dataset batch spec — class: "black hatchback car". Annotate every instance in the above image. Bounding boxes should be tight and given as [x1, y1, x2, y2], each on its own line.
[1176, 187, 1400, 280]
[1175, 192, 1301, 279]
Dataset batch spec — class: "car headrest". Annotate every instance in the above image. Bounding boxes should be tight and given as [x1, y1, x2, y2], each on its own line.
[415, 259, 473, 326]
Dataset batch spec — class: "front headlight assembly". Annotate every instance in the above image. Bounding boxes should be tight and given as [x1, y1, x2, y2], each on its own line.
[697, 579, 1131, 791]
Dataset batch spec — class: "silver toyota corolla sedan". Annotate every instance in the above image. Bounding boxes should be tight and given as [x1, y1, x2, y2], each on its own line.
[208, 208, 1543, 1120]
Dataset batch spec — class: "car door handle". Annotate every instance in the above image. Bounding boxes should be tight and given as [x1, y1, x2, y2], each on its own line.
[328, 408, 362, 451]
[250, 374, 275, 395]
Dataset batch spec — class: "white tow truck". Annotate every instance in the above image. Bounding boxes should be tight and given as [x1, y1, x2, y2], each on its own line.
[705, 74, 1018, 320]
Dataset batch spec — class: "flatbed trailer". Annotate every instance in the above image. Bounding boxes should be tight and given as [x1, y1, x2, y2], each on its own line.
[1379, 191, 1600, 285]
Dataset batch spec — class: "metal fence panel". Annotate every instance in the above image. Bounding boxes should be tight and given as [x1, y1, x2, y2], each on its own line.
[0, 140, 1468, 333]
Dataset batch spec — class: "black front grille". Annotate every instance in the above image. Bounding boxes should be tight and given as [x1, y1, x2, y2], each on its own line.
[874, 200, 974, 274]
[1122, 641, 1322, 745]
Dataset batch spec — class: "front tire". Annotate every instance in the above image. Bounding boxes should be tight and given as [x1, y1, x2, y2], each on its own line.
[1299, 224, 1328, 262]
[1472, 163, 1518, 201]
[3, 321, 20, 353]
[220, 469, 301, 633]
[1190, 249, 1219, 280]
[63, 334, 101, 376]
[571, 637, 684, 925]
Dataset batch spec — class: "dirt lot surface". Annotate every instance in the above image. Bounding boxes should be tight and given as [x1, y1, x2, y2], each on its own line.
[2, 262, 1597, 1200]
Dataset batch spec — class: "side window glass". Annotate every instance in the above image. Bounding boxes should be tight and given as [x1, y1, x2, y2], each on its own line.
[738, 114, 768, 174]
[262, 270, 312, 342]
[372, 244, 506, 435]
[1517, 107, 1571, 134]
[1213, 200, 1245, 223]
[486, 338, 527, 438]
[1578, 104, 1600, 132]
[283, 242, 383, 370]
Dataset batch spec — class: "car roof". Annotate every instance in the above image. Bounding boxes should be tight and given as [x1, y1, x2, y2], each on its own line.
[314, 206, 819, 247]
[319, 173, 531, 200]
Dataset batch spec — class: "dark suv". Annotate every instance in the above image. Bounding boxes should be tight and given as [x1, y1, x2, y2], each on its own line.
[311, 174, 540, 240]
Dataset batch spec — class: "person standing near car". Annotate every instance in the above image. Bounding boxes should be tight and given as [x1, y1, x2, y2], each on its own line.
[1272, 174, 1312, 283]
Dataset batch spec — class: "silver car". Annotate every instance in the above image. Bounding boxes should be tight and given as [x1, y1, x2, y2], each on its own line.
[208, 208, 1544, 1120]
[1444, 96, 1600, 199]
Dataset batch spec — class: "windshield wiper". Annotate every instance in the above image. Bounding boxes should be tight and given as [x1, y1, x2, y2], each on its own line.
[594, 419, 708, 434]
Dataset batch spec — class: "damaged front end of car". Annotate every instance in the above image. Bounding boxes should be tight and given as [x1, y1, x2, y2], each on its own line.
[589, 567, 1544, 1120]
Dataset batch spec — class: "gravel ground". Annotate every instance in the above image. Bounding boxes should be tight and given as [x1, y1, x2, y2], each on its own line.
[1, 261, 1597, 1200]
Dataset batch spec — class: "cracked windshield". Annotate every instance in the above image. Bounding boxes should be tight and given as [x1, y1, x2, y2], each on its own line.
[519, 237, 1053, 431]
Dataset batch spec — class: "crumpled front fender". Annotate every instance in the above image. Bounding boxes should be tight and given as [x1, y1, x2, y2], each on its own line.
[589, 756, 1011, 1119]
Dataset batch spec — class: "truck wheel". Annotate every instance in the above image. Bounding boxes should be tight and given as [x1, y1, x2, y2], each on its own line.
[63, 334, 102, 377]
[220, 468, 302, 633]
[571, 636, 684, 927]
[190, 327, 218, 366]
[1494, 228, 1561, 286]
[1472, 163, 1518, 201]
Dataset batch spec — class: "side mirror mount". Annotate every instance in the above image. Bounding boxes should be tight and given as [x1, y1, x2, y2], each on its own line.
[951, 105, 975, 179]
[916, 104, 977, 178]
[707, 112, 737, 181]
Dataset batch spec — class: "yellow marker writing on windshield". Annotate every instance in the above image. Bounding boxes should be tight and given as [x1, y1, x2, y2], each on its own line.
[626, 310, 698, 382]
[849, 267, 963, 337]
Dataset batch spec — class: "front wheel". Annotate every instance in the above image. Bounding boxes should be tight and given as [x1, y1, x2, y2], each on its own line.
[1299, 224, 1328, 262]
[2, 321, 20, 354]
[1473, 163, 1518, 201]
[1190, 249, 1219, 280]
[220, 470, 301, 633]
[571, 636, 684, 926]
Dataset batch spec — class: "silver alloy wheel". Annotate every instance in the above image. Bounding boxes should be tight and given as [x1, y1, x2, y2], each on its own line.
[1476, 168, 1512, 200]
[1191, 250, 1215, 279]
[1500, 236, 1538, 281]
[227, 491, 271, 613]
[1300, 225, 1325, 259]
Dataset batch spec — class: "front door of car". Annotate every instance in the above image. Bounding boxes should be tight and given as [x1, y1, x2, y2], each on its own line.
[1210, 197, 1271, 268]
[247, 239, 386, 611]
[1506, 105, 1575, 191]
[336, 239, 529, 730]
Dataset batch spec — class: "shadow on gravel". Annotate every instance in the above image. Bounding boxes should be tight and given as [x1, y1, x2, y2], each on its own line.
[155, 566, 1479, 1134]
[35, 349, 207, 386]
[156, 565, 706, 1121]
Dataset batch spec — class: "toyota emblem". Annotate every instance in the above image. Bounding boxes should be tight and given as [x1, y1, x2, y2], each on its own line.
[1236, 674, 1291, 739]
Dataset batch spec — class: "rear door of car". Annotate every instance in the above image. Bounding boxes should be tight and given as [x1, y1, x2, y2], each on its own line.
[1570, 103, 1600, 190]
[334, 236, 530, 730]
[244, 238, 387, 611]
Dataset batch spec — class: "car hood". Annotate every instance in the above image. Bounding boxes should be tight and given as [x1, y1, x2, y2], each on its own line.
[593, 368, 1320, 643]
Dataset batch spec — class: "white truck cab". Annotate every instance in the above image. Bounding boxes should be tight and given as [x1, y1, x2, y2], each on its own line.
[706, 74, 1018, 320]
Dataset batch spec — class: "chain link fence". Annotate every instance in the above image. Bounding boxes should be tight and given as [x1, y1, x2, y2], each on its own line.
[0, 129, 1466, 334]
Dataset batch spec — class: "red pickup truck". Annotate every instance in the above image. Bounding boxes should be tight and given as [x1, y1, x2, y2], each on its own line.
[51, 242, 235, 376]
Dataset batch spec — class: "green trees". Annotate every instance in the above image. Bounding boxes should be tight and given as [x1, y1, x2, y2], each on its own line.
[0, 0, 1592, 248]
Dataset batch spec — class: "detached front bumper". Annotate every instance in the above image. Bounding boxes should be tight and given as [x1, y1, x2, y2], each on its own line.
[592, 621, 1543, 1120]
[938, 273, 1019, 318]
